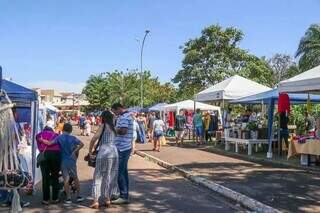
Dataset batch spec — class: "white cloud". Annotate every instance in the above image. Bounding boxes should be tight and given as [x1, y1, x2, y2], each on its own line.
[27, 81, 86, 93]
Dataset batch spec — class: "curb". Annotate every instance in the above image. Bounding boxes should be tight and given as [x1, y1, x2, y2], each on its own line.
[136, 150, 280, 213]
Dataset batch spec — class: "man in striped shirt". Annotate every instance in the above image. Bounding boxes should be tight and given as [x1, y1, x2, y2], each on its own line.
[111, 103, 133, 205]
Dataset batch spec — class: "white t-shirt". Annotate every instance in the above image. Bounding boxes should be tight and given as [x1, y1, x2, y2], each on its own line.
[153, 119, 165, 132]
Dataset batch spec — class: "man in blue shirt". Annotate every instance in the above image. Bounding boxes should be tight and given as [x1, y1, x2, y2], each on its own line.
[79, 114, 86, 136]
[111, 103, 133, 205]
[41, 123, 84, 205]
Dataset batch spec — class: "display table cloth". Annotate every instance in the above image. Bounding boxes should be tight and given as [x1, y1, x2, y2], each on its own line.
[288, 139, 320, 159]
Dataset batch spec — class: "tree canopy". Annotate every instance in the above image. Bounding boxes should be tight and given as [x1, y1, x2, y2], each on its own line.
[172, 24, 274, 99]
[296, 24, 320, 71]
[82, 70, 177, 110]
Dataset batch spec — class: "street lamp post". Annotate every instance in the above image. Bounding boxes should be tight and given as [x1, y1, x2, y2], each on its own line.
[140, 30, 150, 108]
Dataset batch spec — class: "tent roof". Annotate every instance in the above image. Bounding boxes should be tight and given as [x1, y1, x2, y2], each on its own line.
[148, 103, 168, 111]
[1, 79, 38, 104]
[196, 75, 271, 102]
[279, 65, 320, 93]
[163, 100, 220, 111]
[230, 88, 320, 104]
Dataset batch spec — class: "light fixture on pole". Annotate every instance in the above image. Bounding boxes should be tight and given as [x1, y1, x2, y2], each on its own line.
[140, 29, 150, 108]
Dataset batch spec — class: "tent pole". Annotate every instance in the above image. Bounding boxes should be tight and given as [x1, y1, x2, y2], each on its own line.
[31, 101, 39, 187]
[267, 98, 275, 159]
[0, 66, 2, 91]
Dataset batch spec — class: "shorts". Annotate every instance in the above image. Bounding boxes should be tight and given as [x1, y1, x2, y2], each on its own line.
[61, 163, 78, 180]
[79, 124, 85, 130]
[195, 126, 203, 137]
[175, 131, 185, 139]
[153, 130, 164, 139]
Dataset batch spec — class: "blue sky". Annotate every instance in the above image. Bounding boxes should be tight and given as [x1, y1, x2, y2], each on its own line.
[0, 0, 319, 92]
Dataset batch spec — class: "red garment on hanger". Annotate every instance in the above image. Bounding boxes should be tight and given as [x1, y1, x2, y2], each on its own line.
[169, 112, 175, 128]
[278, 93, 291, 114]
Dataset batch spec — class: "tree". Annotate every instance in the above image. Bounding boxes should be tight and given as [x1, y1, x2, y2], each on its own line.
[82, 74, 109, 110]
[296, 24, 320, 71]
[173, 24, 274, 97]
[83, 70, 178, 110]
[267, 54, 297, 85]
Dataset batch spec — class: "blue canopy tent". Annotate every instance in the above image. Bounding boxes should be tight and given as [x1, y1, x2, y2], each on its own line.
[0, 66, 40, 186]
[230, 88, 320, 158]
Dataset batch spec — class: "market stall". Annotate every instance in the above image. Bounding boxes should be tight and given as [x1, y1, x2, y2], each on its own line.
[229, 88, 320, 157]
[195, 75, 271, 103]
[279, 64, 320, 165]
[195, 75, 271, 132]
[0, 68, 40, 186]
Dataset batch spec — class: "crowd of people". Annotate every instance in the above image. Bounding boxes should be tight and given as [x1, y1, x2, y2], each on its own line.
[35, 103, 135, 209]
[6, 105, 221, 210]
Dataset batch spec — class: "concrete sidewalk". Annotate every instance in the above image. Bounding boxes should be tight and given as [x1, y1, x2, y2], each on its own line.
[136, 142, 320, 213]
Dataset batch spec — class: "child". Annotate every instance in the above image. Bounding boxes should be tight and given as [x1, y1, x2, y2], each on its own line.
[40, 123, 84, 205]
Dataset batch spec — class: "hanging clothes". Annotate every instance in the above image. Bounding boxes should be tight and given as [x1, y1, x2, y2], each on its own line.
[168, 112, 175, 128]
[278, 93, 291, 114]
[209, 113, 218, 132]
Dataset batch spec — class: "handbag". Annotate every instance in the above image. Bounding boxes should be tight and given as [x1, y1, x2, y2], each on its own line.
[85, 124, 105, 168]
[36, 145, 48, 168]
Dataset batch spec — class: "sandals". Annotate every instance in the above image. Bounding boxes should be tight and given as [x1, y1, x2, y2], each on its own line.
[90, 202, 100, 209]
[41, 201, 50, 206]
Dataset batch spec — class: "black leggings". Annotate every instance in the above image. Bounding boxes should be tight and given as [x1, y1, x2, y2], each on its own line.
[205, 130, 212, 142]
[40, 151, 61, 201]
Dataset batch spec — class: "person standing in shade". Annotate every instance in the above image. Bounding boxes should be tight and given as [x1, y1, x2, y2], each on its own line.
[111, 103, 133, 205]
[175, 109, 186, 146]
[193, 109, 204, 145]
[88, 111, 119, 209]
[204, 111, 212, 143]
[36, 126, 61, 205]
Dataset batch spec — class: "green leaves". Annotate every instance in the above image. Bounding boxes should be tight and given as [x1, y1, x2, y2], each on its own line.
[296, 24, 320, 71]
[173, 24, 273, 97]
[83, 70, 178, 110]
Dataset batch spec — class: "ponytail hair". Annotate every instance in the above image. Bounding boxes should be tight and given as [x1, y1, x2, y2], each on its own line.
[101, 110, 116, 133]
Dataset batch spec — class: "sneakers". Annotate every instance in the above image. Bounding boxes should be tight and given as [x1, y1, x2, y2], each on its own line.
[63, 198, 72, 205]
[76, 196, 85, 202]
[21, 201, 30, 208]
[111, 197, 129, 205]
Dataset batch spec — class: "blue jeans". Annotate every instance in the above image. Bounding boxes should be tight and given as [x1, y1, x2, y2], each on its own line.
[0, 190, 13, 204]
[118, 149, 131, 200]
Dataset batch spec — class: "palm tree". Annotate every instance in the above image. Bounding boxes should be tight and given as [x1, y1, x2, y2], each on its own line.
[296, 24, 320, 71]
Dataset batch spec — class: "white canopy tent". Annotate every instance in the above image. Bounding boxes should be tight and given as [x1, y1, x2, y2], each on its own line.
[163, 100, 220, 112]
[149, 103, 168, 111]
[196, 75, 271, 102]
[278, 64, 320, 93]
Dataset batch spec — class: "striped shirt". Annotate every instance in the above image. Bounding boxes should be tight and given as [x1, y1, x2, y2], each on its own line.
[115, 111, 133, 152]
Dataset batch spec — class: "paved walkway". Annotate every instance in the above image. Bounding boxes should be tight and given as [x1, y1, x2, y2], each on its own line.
[137, 142, 320, 213]
[1, 129, 243, 213]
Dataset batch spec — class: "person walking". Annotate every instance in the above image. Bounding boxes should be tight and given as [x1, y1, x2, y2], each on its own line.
[111, 103, 133, 205]
[152, 113, 166, 152]
[88, 111, 119, 209]
[36, 126, 61, 205]
[204, 112, 212, 143]
[175, 109, 186, 146]
[79, 114, 86, 136]
[147, 112, 156, 143]
[193, 109, 204, 145]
